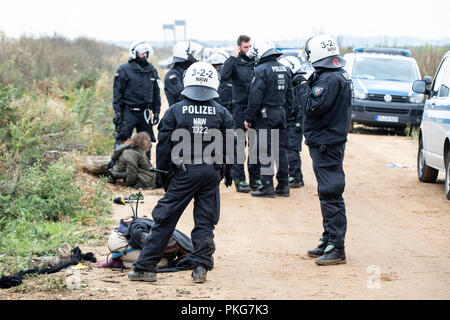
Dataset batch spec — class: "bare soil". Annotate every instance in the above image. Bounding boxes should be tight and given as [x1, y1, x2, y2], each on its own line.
[2, 126, 449, 300]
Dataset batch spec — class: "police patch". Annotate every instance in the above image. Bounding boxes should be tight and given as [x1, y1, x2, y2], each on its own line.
[312, 87, 324, 97]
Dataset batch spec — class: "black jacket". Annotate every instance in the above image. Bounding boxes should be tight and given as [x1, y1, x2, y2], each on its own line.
[156, 98, 235, 171]
[216, 76, 233, 108]
[297, 68, 353, 147]
[246, 56, 294, 124]
[125, 217, 193, 251]
[164, 61, 191, 107]
[113, 59, 161, 114]
[219, 53, 255, 106]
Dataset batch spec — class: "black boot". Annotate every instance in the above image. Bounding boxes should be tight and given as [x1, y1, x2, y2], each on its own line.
[251, 184, 275, 198]
[275, 184, 290, 197]
[289, 175, 304, 188]
[192, 265, 207, 283]
[128, 268, 157, 282]
[234, 180, 250, 193]
[249, 179, 262, 190]
[315, 245, 346, 266]
[307, 238, 328, 258]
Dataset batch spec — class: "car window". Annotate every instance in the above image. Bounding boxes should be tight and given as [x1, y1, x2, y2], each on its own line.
[432, 57, 449, 97]
[438, 58, 450, 98]
[352, 56, 419, 82]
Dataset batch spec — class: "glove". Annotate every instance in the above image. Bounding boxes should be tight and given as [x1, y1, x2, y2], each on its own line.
[152, 113, 159, 125]
[113, 112, 122, 126]
[292, 74, 307, 86]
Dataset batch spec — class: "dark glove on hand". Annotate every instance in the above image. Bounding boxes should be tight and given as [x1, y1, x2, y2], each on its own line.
[152, 113, 159, 125]
[113, 112, 122, 126]
[292, 74, 307, 86]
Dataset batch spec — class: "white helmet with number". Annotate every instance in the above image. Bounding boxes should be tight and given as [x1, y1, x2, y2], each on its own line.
[173, 41, 204, 63]
[246, 40, 282, 60]
[182, 62, 219, 101]
[207, 50, 229, 66]
[129, 41, 153, 59]
[304, 34, 345, 69]
[278, 56, 302, 74]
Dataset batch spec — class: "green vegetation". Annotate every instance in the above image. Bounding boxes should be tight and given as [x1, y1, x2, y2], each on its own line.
[0, 34, 124, 274]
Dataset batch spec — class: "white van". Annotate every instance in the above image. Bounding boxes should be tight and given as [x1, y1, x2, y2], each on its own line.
[412, 51, 450, 200]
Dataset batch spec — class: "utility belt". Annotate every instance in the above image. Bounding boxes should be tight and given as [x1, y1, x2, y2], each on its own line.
[260, 104, 282, 119]
[125, 105, 153, 124]
[126, 105, 151, 112]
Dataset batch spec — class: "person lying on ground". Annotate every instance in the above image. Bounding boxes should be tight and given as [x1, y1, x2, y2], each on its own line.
[97, 216, 193, 269]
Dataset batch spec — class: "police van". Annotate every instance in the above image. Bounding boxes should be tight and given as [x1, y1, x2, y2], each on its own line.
[412, 51, 450, 200]
[343, 48, 425, 133]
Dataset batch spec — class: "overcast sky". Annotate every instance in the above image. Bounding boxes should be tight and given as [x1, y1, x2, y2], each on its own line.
[1, 0, 450, 42]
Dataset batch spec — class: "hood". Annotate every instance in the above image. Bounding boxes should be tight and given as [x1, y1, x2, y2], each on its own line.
[352, 78, 416, 96]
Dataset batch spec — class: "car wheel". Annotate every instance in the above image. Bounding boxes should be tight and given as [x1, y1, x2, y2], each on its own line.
[417, 137, 438, 183]
[445, 149, 450, 200]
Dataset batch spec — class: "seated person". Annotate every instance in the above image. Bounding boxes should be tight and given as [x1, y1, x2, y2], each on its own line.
[98, 216, 193, 269]
[108, 132, 158, 190]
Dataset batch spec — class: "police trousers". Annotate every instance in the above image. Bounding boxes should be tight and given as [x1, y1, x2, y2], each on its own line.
[115, 107, 156, 144]
[133, 164, 221, 271]
[309, 144, 347, 248]
[254, 106, 289, 187]
[231, 105, 260, 182]
[287, 122, 303, 179]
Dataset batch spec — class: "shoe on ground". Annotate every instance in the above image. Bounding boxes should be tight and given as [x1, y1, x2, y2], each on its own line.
[128, 268, 157, 282]
[192, 265, 207, 283]
[275, 184, 290, 197]
[234, 180, 250, 193]
[249, 179, 262, 190]
[125, 193, 144, 203]
[289, 176, 304, 188]
[251, 185, 275, 198]
[307, 238, 328, 258]
[315, 245, 346, 266]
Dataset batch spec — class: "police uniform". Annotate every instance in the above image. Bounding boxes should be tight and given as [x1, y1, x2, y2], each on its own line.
[132, 97, 234, 273]
[113, 59, 161, 143]
[287, 72, 305, 185]
[164, 61, 192, 106]
[246, 55, 294, 194]
[220, 53, 260, 185]
[297, 67, 353, 250]
[216, 76, 233, 113]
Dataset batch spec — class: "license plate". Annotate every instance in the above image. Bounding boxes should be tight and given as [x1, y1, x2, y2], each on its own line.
[375, 115, 399, 123]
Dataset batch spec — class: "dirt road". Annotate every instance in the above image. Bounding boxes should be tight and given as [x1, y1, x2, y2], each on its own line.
[3, 127, 449, 300]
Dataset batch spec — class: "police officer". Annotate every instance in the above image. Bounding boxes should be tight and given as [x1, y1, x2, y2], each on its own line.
[113, 41, 161, 146]
[128, 62, 235, 283]
[244, 40, 294, 198]
[164, 41, 203, 106]
[278, 55, 305, 188]
[296, 35, 353, 265]
[207, 50, 233, 113]
[220, 35, 261, 193]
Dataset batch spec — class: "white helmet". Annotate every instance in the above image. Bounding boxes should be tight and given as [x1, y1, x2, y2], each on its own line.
[173, 41, 204, 63]
[304, 34, 345, 69]
[278, 56, 302, 74]
[247, 40, 281, 60]
[129, 41, 153, 59]
[182, 62, 219, 101]
[207, 50, 230, 66]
